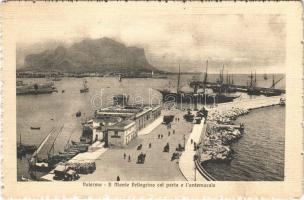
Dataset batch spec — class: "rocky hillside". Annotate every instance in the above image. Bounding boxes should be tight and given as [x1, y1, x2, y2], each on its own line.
[20, 38, 158, 73]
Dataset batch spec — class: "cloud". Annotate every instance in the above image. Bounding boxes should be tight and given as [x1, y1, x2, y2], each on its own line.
[14, 7, 285, 73]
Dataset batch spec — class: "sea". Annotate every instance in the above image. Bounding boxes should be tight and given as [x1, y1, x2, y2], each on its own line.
[17, 74, 285, 180]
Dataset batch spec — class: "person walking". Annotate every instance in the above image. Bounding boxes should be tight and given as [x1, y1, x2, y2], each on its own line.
[173, 130, 175, 135]
[123, 153, 126, 159]
[117, 176, 120, 181]
[128, 155, 131, 162]
[149, 143, 152, 148]
[168, 131, 170, 137]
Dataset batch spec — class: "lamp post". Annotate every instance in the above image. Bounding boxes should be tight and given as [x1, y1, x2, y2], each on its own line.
[183, 134, 186, 150]
[193, 155, 197, 181]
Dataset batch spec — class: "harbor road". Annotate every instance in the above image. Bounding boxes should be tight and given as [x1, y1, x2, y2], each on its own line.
[80, 109, 193, 181]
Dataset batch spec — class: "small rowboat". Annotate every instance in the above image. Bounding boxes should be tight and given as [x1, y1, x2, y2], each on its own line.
[30, 127, 40, 130]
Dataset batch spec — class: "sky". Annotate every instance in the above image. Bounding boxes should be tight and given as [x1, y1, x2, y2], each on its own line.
[14, 4, 286, 73]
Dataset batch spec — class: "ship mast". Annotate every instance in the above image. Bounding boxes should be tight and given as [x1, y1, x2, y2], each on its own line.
[31, 127, 56, 161]
[254, 70, 257, 87]
[177, 64, 181, 93]
[204, 60, 208, 106]
[250, 71, 253, 88]
[48, 125, 64, 157]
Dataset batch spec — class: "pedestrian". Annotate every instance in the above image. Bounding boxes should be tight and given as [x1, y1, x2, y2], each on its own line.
[117, 176, 120, 181]
[158, 134, 160, 139]
[173, 130, 175, 135]
[161, 134, 163, 139]
[191, 139, 193, 144]
[168, 131, 170, 136]
[128, 155, 131, 162]
[149, 143, 152, 148]
[123, 153, 126, 159]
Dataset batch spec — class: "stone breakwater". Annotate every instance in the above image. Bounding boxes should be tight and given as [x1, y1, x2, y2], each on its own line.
[207, 107, 249, 124]
[200, 107, 248, 163]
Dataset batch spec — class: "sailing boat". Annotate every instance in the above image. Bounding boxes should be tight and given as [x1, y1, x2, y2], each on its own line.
[17, 133, 37, 158]
[262, 75, 283, 96]
[46, 126, 68, 168]
[247, 71, 261, 95]
[28, 128, 57, 171]
[211, 65, 236, 93]
[157, 62, 240, 104]
[80, 79, 89, 93]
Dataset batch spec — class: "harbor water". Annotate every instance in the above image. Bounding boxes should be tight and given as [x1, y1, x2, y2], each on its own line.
[17, 74, 285, 180]
[202, 105, 285, 181]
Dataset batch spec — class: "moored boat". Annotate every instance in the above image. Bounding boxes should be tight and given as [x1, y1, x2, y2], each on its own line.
[279, 97, 286, 106]
[80, 79, 89, 93]
[31, 126, 40, 130]
[17, 82, 57, 95]
[158, 63, 240, 105]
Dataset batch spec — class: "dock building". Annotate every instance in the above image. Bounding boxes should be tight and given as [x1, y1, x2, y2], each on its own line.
[83, 102, 161, 147]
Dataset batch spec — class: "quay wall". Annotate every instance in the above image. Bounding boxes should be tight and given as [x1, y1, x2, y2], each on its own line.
[194, 160, 216, 181]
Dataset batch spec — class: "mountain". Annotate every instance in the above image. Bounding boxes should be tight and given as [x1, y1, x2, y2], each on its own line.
[19, 38, 158, 73]
[16, 40, 67, 70]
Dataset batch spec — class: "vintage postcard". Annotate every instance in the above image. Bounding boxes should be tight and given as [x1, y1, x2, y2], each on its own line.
[1, 1, 303, 198]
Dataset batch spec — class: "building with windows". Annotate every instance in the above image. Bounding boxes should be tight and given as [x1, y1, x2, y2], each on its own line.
[90, 104, 161, 147]
[107, 120, 136, 147]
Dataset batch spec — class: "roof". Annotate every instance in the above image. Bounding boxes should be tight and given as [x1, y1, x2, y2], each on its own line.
[108, 120, 135, 130]
[93, 117, 122, 125]
[97, 106, 143, 114]
[135, 107, 153, 118]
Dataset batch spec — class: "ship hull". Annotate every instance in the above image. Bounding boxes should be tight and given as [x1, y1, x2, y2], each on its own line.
[17, 90, 56, 95]
[80, 88, 89, 93]
[158, 91, 239, 104]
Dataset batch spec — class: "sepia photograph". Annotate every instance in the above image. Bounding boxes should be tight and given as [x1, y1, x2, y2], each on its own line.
[1, 1, 302, 198]
[16, 9, 286, 182]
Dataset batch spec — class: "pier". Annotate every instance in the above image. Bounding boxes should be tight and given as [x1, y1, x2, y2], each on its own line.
[215, 96, 282, 112]
[179, 117, 212, 181]
[179, 96, 282, 181]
